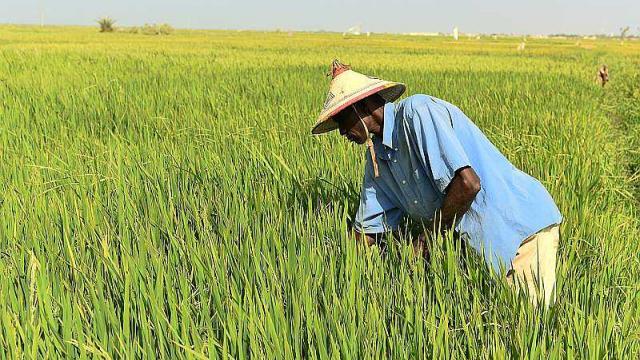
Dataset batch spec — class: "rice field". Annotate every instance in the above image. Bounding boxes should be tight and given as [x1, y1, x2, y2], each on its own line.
[0, 25, 639, 358]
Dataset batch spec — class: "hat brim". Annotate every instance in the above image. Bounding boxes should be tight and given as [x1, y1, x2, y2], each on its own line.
[311, 82, 406, 135]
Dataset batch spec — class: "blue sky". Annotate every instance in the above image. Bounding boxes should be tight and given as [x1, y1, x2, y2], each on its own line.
[2, 0, 639, 35]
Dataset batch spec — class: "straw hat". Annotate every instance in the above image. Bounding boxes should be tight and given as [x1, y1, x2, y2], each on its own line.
[311, 60, 406, 135]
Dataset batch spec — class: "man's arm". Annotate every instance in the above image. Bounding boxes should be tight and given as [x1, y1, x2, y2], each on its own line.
[432, 166, 481, 234]
[352, 161, 403, 247]
[356, 168, 479, 250]
[414, 167, 480, 258]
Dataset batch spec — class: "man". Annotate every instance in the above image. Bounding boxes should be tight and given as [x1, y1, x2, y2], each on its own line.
[312, 60, 563, 306]
[598, 64, 609, 87]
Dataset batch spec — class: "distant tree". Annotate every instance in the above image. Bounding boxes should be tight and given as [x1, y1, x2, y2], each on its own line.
[97, 17, 116, 33]
[127, 23, 174, 35]
[156, 23, 174, 35]
[619, 26, 630, 39]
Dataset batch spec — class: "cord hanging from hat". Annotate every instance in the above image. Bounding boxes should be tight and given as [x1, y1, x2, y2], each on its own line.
[364, 126, 380, 178]
[352, 104, 380, 178]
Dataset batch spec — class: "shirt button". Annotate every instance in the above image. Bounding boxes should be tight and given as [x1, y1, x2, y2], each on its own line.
[402, 180, 407, 184]
[393, 159, 397, 163]
[413, 200, 418, 204]
[394, 148, 399, 151]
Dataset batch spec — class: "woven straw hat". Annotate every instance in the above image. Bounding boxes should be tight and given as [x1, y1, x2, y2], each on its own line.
[311, 60, 406, 135]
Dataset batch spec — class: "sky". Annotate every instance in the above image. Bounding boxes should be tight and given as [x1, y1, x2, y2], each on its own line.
[2, 0, 639, 36]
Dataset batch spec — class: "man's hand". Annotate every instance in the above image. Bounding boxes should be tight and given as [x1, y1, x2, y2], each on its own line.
[412, 232, 431, 260]
[354, 230, 378, 247]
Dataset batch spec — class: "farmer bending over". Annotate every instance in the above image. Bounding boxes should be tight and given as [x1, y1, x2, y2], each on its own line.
[311, 60, 562, 307]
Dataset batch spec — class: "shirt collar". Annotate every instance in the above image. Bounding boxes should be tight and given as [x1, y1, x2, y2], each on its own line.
[382, 102, 396, 149]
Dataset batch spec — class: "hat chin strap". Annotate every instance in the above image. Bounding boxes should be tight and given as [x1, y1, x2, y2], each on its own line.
[360, 118, 380, 178]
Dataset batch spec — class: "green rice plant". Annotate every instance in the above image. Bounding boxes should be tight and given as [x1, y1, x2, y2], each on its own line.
[0, 25, 638, 358]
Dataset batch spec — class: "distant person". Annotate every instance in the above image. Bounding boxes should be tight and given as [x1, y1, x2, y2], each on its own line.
[312, 60, 562, 307]
[598, 65, 609, 87]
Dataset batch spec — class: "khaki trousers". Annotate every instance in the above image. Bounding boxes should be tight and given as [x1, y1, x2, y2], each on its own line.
[506, 224, 560, 307]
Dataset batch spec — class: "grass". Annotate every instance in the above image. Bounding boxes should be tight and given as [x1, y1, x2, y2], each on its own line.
[0, 25, 639, 358]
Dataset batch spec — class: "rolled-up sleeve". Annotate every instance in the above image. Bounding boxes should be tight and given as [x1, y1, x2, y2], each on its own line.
[412, 100, 472, 194]
[353, 163, 403, 234]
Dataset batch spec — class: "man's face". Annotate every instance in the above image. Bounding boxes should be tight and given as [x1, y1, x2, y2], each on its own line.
[334, 101, 371, 145]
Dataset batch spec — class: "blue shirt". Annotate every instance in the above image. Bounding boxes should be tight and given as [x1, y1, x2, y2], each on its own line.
[354, 94, 562, 272]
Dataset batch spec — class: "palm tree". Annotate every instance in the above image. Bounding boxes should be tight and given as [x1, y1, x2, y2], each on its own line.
[97, 17, 116, 33]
